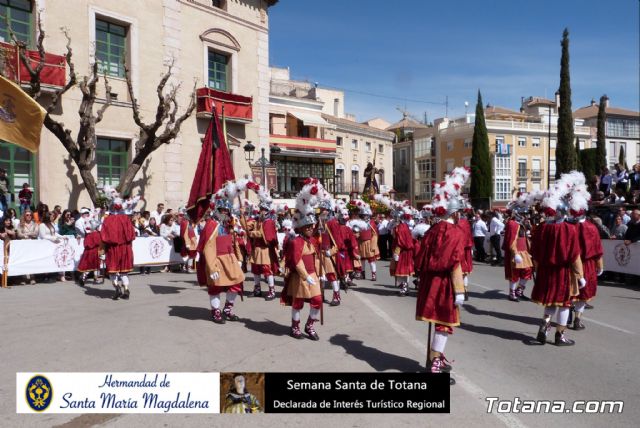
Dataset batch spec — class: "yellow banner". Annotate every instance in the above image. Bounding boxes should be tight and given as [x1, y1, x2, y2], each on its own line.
[0, 75, 46, 153]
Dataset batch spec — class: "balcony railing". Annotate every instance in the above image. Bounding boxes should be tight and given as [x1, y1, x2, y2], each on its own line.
[517, 169, 529, 179]
[196, 87, 253, 122]
[531, 170, 543, 180]
[0, 42, 66, 88]
[270, 134, 336, 153]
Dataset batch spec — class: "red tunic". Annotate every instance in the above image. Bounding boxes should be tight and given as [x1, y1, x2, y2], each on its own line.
[457, 218, 474, 274]
[576, 220, 603, 302]
[342, 225, 359, 272]
[77, 232, 102, 272]
[530, 222, 581, 307]
[179, 219, 197, 258]
[251, 218, 279, 274]
[502, 219, 533, 281]
[325, 218, 349, 276]
[101, 214, 135, 273]
[391, 222, 414, 276]
[415, 221, 464, 326]
[196, 219, 218, 286]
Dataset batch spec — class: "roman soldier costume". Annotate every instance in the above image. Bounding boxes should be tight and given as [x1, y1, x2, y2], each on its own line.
[316, 197, 343, 307]
[100, 186, 136, 300]
[247, 199, 279, 300]
[352, 199, 380, 281]
[281, 179, 327, 340]
[566, 173, 603, 330]
[503, 194, 534, 302]
[415, 167, 470, 385]
[198, 185, 245, 324]
[390, 207, 415, 296]
[178, 211, 198, 273]
[77, 219, 102, 286]
[531, 172, 586, 346]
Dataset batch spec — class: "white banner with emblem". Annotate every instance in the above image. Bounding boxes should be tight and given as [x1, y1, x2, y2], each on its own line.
[602, 240, 640, 275]
[6, 237, 185, 276]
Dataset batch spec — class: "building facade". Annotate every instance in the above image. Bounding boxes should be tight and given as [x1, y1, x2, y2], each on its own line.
[574, 97, 640, 170]
[268, 66, 394, 200]
[0, 0, 276, 210]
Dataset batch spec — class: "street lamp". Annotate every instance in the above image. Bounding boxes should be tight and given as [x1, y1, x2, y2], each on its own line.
[244, 142, 281, 188]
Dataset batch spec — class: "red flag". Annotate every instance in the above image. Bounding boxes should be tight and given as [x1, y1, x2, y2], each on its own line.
[186, 106, 235, 222]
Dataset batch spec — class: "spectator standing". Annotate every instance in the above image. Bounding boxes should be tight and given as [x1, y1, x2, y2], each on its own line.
[489, 211, 505, 265]
[624, 210, 640, 244]
[150, 203, 165, 225]
[609, 216, 628, 239]
[38, 212, 65, 282]
[614, 163, 629, 193]
[143, 217, 160, 236]
[16, 210, 38, 285]
[18, 183, 33, 214]
[160, 214, 177, 272]
[74, 208, 92, 238]
[0, 168, 10, 213]
[58, 210, 76, 236]
[599, 167, 613, 196]
[472, 212, 489, 262]
[377, 214, 390, 260]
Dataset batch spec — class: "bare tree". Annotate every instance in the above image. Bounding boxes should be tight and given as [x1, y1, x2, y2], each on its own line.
[1, 13, 196, 206]
[120, 61, 196, 196]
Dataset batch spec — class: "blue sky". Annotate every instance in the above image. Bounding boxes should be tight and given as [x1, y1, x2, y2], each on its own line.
[269, 0, 639, 124]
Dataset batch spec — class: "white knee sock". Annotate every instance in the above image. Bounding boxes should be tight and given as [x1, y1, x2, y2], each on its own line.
[309, 307, 320, 321]
[573, 301, 586, 314]
[267, 275, 274, 288]
[398, 276, 408, 284]
[253, 274, 261, 286]
[463, 275, 468, 287]
[226, 292, 238, 305]
[544, 306, 557, 319]
[556, 307, 570, 326]
[109, 274, 119, 288]
[431, 331, 448, 353]
[210, 294, 221, 310]
[518, 278, 527, 288]
[509, 281, 517, 291]
[370, 262, 377, 273]
[332, 280, 339, 292]
[120, 275, 129, 290]
[291, 308, 301, 321]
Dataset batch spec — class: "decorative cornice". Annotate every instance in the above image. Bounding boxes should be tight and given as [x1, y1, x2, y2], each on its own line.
[199, 28, 241, 51]
[180, 0, 268, 34]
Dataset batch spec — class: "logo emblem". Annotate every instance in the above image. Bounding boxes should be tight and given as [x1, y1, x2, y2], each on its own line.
[54, 238, 76, 268]
[26, 375, 53, 412]
[0, 94, 16, 123]
[149, 238, 165, 259]
[614, 243, 631, 266]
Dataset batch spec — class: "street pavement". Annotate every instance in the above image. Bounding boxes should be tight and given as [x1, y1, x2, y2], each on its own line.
[1, 261, 638, 428]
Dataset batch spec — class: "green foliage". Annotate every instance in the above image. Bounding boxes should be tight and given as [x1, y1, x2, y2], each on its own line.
[580, 148, 598, 183]
[556, 28, 577, 177]
[469, 90, 492, 200]
[575, 138, 582, 171]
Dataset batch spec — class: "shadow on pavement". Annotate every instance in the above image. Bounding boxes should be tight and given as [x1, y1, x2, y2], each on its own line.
[149, 284, 188, 294]
[168, 279, 200, 286]
[351, 286, 405, 297]
[83, 286, 116, 299]
[467, 289, 507, 301]
[168, 305, 210, 321]
[329, 333, 424, 372]
[458, 323, 534, 342]
[463, 303, 541, 326]
[239, 318, 290, 336]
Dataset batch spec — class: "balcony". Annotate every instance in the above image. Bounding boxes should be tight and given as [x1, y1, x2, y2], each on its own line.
[0, 42, 66, 90]
[531, 170, 543, 180]
[196, 87, 253, 123]
[517, 168, 529, 179]
[269, 134, 336, 155]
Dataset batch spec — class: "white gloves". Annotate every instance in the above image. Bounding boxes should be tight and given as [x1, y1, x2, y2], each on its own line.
[355, 255, 361, 261]
[514, 254, 523, 264]
[325, 250, 332, 257]
[210, 272, 220, 281]
[279, 266, 285, 274]
[578, 278, 587, 289]
[393, 253, 400, 262]
[237, 261, 243, 267]
[454, 293, 465, 306]
[597, 269, 604, 276]
[306, 275, 315, 286]
[99, 254, 106, 260]
[319, 275, 327, 282]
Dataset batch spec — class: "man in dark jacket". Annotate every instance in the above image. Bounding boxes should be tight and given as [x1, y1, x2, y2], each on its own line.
[624, 210, 640, 244]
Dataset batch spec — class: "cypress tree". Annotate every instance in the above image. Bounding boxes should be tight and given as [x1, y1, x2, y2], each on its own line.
[555, 28, 577, 177]
[575, 137, 582, 171]
[596, 95, 607, 172]
[619, 145, 627, 170]
[470, 90, 492, 201]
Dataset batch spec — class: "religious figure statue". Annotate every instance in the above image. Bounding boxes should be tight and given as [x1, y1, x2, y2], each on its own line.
[363, 162, 380, 196]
